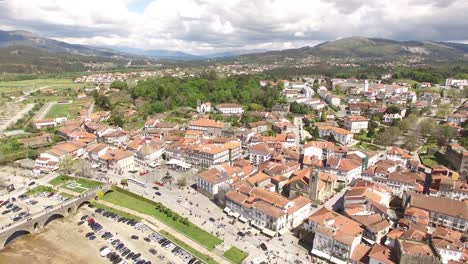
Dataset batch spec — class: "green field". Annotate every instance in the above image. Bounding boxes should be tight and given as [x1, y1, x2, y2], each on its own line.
[420, 152, 451, 167]
[223, 247, 248, 264]
[45, 102, 83, 119]
[49, 175, 102, 193]
[160, 230, 219, 264]
[25, 185, 56, 196]
[0, 79, 75, 93]
[102, 188, 223, 250]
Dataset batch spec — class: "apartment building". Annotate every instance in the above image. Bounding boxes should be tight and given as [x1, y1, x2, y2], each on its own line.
[305, 207, 363, 264]
[403, 192, 468, 233]
[188, 119, 226, 137]
[225, 185, 311, 236]
[318, 126, 354, 146]
[215, 103, 244, 115]
[343, 116, 369, 133]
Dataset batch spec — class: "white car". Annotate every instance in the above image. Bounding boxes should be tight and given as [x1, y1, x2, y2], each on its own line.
[100, 247, 112, 257]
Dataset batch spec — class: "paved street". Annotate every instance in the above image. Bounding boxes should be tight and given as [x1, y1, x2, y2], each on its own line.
[116, 168, 351, 264]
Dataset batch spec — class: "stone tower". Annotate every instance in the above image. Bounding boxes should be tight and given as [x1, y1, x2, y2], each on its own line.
[309, 169, 319, 202]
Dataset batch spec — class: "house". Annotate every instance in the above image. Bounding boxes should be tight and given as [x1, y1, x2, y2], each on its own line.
[215, 103, 244, 115]
[303, 141, 336, 160]
[98, 127, 128, 147]
[225, 185, 311, 235]
[32, 119, 57, 129]
[188, 119, 226, 137]
[134, 140, 165, 167]
[196, 102, 211, 113]
[305, 207, 363, 264]
[394, 239, 441, 264]
[382, 113, 403, 124]
[34, 141, 86, 173]
[317, 126, 354, 146]
[368, 244, 395, 264]
[86, 143, 135, 173]
[386, 147, 413, 166]
[431, 227, 465, 264]
[344, 116, 369, 134]
[192, 141, 242, 168]
[447, 112, 467, 125]
[197, 167, 234, 197]
[249, 143, 274, 165]
[403, 192, 468, 233]
[18, 134, 52, 148]
[324, 157, 362, 183]
[247, 121, 270, 134]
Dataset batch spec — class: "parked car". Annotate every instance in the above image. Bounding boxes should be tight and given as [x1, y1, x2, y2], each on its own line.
[259, 243, 268, 251]
[155, 192, 161, 196]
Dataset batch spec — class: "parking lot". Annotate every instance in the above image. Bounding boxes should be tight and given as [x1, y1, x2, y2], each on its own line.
[80, 205, 202, 264]
[0, 191, 72, 227]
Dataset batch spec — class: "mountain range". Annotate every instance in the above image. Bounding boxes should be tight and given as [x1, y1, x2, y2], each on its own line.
[0, 30, 467, 73]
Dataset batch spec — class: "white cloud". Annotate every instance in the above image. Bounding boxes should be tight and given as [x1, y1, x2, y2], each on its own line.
[0, 0, 466, 54]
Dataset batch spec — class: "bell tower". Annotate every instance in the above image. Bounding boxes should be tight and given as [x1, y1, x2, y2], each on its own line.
[309, 169, 319, 201]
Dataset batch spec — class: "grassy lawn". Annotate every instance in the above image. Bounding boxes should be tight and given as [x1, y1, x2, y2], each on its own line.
[160, 230, 219, 264]
[58, 192, 76, 199]
[92, 202, 142, 221]
[356, 142, 382, 151]
[102, 189, 223, 250]
[223, 247, 248, 264]
[420, 152, 451, 167]
[49, 175, 102, 193]
[25, 185, 56, 196]
[45, 103, 83, 119]
[49, 175, 72, 186]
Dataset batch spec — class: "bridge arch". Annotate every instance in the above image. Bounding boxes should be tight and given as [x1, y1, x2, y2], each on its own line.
[43, 213, 65, 227]
[4, 230, 31, 247]
[33, 222, 40, 231]
[67, 207, 72, 214]
[77, 200, 90, 210]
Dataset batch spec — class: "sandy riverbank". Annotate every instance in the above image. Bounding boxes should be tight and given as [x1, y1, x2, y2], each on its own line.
[0, 213, 108, 264]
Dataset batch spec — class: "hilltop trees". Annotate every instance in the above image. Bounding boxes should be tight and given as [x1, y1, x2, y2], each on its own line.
[131, 75, 283, 115]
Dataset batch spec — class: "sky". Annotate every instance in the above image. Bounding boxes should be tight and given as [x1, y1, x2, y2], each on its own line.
[0, 0, 467, 55]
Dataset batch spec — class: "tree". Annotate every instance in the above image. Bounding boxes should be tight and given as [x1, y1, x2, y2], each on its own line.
[320, 108, 327, 121]
[176, 177, 187, 187]
[162, 171, 174, 186]
[73, 159, 92, 178]
[110, 80, 128, 90]
[120, 179, 128, 186]
[58, 155, 77, 175]
[403, 131, 421, 151]
[94, 94, 111, 110]
[385, 105, 401, 114]
[108, 114, 124, 127]
[375, 127, 401, 147]
[96, 190, 104, 199]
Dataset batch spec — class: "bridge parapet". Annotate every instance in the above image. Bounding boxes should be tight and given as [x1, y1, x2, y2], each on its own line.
[0, 183, 111, 249]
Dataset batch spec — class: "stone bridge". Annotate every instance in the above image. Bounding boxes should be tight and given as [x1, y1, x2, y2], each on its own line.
[0, 184, 112, 249]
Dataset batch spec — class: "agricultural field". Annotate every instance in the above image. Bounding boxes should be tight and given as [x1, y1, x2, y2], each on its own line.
[45, 102, 84, 119]
[0, 79, 75, 94]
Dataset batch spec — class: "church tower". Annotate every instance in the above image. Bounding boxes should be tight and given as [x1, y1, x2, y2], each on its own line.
[309, 169, 319, 202]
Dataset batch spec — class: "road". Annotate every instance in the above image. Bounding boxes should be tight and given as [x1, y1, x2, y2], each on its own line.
[33, 101, 56, 121]
[14, 85, 62, 103]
